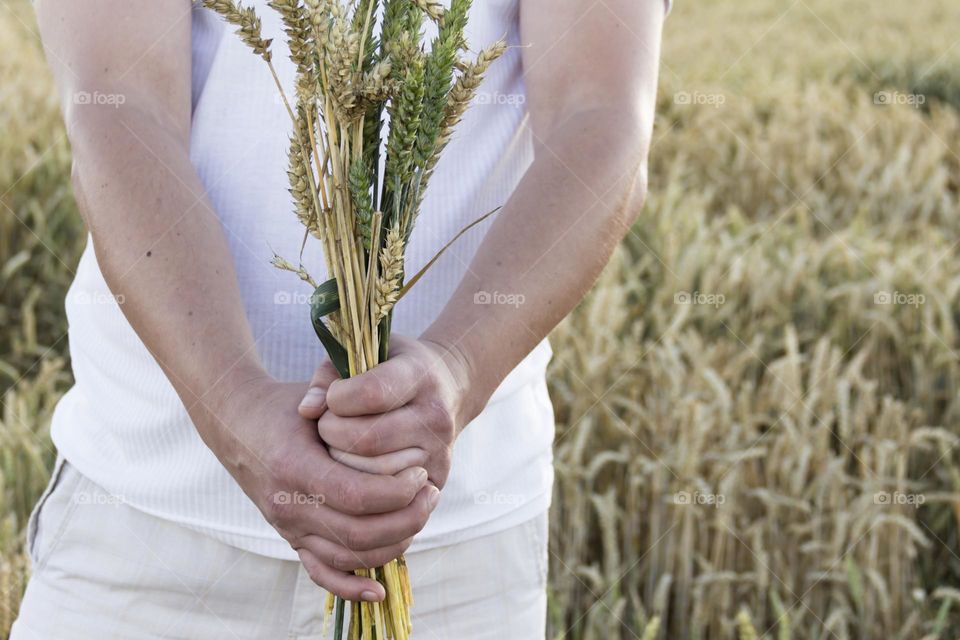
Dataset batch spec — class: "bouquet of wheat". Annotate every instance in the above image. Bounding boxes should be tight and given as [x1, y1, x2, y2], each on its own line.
[202, 0, 505, 637]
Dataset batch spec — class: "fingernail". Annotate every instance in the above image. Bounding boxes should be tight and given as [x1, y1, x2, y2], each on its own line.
[361, 590, 382, 602]
[428, 486, 441, 509]
[299, 387, 326, 409]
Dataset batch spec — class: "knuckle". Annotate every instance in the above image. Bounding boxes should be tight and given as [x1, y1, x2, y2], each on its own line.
[304, 563, 325, 587]
[401, 360, 427, 393]
[266, 450, 297, 481]
[431, 458, 452, 490]
[335, 479, 367, 514]
[353, 428, 382, 457]
[410, 502, 430, 534]
[318, 420, 350, 453]
[359, 377, 388, 409]
[315, 416, 336, 442]
[403, 486, 419, 506]
[427, 403, 455, 438]
[425, 366, 443, 391]
[332, 552, 359, 571]
[344, 525, 372, 552]
[263, 493, 295, 525]
[410, 517, 428, 537]
[396, 475, 419, 503]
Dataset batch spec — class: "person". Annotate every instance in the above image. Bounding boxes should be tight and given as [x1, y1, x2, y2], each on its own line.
[12, 0, 668, 637]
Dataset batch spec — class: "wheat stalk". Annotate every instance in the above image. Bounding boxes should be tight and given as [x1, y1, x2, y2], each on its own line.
[203, 0, 506, 637]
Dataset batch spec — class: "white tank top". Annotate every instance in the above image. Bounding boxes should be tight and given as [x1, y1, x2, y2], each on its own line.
[50, 0, 557, 558]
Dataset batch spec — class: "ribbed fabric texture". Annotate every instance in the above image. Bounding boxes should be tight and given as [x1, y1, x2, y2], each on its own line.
[50, 0, 560, 559]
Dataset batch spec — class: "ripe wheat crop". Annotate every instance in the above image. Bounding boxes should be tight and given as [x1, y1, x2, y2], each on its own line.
[3, 0, 960, 638]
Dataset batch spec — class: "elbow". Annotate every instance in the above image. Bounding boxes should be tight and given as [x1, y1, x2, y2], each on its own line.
[620, 157, 648, 229]
[546, 102, 652, 209]
[581, 106, 653, 230]
[533, 103, 655, 232]
[63, 107, 115, 228]
[604, 108, 651, 230]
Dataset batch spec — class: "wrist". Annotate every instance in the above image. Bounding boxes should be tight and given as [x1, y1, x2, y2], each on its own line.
[193, 362, 275, 461]
[419, 333, 495, 429]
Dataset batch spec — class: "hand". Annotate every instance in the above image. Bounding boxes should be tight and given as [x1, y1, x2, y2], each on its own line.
[298, 336, 477, 491]
[208, 377, 439, 601]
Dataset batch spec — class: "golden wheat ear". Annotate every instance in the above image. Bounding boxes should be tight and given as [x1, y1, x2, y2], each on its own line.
[201, 0, 273, 61]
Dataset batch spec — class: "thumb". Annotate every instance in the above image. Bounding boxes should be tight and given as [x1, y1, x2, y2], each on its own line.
[298, 359, 340, 419]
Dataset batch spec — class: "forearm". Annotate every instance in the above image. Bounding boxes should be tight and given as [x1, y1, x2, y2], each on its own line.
[69, 105, 268, 453]
[423, 109, 651, 422]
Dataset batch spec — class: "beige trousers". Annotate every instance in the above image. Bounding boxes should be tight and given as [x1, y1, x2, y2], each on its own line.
[11, 461, 548, 639]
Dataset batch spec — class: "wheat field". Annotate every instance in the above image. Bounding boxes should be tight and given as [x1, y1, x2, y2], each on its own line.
[3, 1, 960, 638]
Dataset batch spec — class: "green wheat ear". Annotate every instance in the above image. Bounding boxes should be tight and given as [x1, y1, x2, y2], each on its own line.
[413, 0, 471, 171]
[383, 51, 426, 215]
[349, 157, 374, 250]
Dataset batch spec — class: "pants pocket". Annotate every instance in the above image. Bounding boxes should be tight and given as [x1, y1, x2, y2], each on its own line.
[523, 511, 550, 588]
[26, 458, 85, 571]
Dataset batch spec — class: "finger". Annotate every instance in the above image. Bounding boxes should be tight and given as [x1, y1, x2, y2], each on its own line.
[318, 406, 434, 458]
[329, 446, 428, 475]
[326, 355, 425, 417]
[296, 548, 385, 602]
[298, 453, 428, 515]
[299, 535, 412, 572]
[310, 358, 343, 389]
[316, 484, 440, 551]
[299, 359, 341, 419]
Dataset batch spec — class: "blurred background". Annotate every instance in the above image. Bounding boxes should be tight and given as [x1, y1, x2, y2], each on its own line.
[3, 0, 960, 638]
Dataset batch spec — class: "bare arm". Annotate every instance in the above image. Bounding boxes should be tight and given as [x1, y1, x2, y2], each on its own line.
[36, 0, 433, 601]
[305, 1, 665, 489]
[424, 0, 665, 416]
[37, 0, 262, 437]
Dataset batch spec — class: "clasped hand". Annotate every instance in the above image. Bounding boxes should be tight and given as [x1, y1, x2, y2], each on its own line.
[288, 336, 471, 597]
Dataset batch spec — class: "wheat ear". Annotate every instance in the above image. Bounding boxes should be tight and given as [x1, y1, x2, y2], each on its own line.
[412, 0, 446, 23]
[202, 0, 273, 61]
[374, 224, 404, 322]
